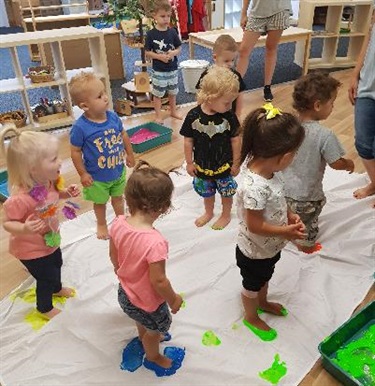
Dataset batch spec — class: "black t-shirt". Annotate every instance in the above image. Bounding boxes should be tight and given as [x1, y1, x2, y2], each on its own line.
[196, 67, 246, 112]
[145, 27, 182, 72]
[180, 105, 240, 179]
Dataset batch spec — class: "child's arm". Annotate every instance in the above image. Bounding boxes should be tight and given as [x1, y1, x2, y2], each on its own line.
[235, 92, 244, 120]
[246, 209, 306, 240]
[167, 46, 181, 59]
[329, 158, 355, 173]
[149, 260, 183, 314]
[3, 214, 47, 236]
[121, 130, 135, 168]
[145, 50, 170, 63]
[109, 238, 119, 273]
[59, 185, 80, 199]
[71, 145, 93, 187]
[183, 137, 197, 176]
[231, 135, 241, 176]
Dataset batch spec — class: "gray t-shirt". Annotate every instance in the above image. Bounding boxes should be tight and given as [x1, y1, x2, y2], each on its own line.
[249, 0, 291, 18]
[283, 121, 345, 201]
[237, 169, 288, 259]
[358, 26, 375, 100]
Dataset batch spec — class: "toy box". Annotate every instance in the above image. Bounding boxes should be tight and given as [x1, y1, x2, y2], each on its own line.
[127, 122, 173, 153]
[318, 301, 374, 386]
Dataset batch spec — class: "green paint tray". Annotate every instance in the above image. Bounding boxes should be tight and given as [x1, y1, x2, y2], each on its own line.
[318, 301, 375, 386]
[0, 170, 9, 202]
[127, 122, 173, 154]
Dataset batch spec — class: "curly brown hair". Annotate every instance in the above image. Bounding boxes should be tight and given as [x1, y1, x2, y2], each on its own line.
[292, 71, 342, 112]
[125, 160, 174, 215]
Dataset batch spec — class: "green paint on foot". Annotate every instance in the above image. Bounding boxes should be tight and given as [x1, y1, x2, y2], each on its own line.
[257, 306, 288, 316]
[11, 287, 70, 305]
[24, 309, 50, 331]
[259, 354, 287, 384]
[243, 319, 277, 341]
[179, 293, 186, 309]
[202, 330, 221, 346]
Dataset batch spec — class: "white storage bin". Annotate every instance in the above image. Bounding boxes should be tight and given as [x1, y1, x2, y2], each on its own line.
[179, 60, 209, 94]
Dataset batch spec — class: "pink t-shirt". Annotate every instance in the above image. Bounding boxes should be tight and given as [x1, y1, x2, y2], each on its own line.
[109, 215, 168, 312]
[3, 186, 60, 260]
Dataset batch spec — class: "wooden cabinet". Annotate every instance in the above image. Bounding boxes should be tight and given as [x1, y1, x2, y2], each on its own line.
[0, 26, 112, 131]
[296, 0, 373, 69]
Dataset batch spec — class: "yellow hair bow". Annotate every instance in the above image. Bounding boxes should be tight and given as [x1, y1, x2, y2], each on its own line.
[55, 175, 65, 191]
[262, 103, 282, 120]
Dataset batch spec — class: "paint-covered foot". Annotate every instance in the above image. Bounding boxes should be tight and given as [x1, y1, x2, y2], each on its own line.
[195, 213, 214, 227]
[353, 183, 375, 199]
[258, 302, 288, 316]
[120, 337, 145, 372]
[54, 287, 75, 298]
[97, 224, 109, 240]
[211, 215, 231, 230]
[160, 332, 172, 342]
[298, 243, 322, 254]
[42, 307, 61, 319]
[144, 347, 185, 377]
[243, 318, 277, 341]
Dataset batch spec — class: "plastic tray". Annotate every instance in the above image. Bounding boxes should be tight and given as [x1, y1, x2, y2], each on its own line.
[318, 301, 375, 386]
[0, 170, 9, 202]
[127, 122, 173, 154]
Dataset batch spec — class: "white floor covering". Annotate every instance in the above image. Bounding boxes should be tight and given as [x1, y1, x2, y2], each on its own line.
[1, 168, 374, 386]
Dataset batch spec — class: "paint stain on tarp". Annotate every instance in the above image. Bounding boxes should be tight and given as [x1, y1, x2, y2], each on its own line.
[259, 354, 287, 384]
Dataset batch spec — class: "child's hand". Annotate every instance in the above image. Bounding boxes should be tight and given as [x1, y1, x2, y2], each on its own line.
[66, 184, 80, 197]
[186, 162, 197, 177]
[126, 154, 135, 168]
[170, 294, 183, 314]
[80, 172, 93, 187]
[159, 53, 170, 63]
[231, 164, 240, 177]
[24, 214, 47, 234]
[287, 212, 303, 226]
[345, 159, 355, 174]
[283, 223, 306, 241]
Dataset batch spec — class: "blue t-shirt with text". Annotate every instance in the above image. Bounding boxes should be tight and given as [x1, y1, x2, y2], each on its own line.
[70, 111, 125, 182]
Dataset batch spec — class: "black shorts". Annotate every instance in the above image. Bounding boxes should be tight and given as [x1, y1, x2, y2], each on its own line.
[236, 246, 281, 292]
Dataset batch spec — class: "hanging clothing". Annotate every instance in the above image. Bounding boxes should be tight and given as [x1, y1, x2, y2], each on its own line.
[174, 0, 188, 35]
[191, 0, 206, 32]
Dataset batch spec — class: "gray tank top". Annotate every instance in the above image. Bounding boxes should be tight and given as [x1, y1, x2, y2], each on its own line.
[358, 27, 375, 100]
[250, 0, 291, 18]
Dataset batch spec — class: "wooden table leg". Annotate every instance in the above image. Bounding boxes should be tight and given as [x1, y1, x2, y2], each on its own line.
[189, 36, 194, 59]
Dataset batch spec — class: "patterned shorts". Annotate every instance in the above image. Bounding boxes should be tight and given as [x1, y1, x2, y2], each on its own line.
[118, 285, 171, 333]
[151, 70, 179, 98]
[245, 10, 290, 33]
[193, 175, 238, 198]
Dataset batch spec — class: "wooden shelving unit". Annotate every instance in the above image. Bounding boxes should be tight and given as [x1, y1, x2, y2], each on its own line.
[295, 0, 373, 69]
[0, 26, 112, 131]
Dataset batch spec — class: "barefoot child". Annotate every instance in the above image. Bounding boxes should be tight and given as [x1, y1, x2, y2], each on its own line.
[236, 104, 306, 341]
[1, 126, 79, 319]
[109, 161, 184, 377]
[145, 0, 182, 123]
[283, 71, 354, 253]
[180, 65, 241, 230]
[69, 72, 135, 239]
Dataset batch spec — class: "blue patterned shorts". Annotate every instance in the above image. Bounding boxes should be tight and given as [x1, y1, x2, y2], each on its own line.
[193, 175, 238, 198]
[151, 70, 179, 98]
[118, 285, 171, 333]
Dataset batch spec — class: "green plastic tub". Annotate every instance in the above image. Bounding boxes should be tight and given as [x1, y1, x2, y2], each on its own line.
[318, 301, 375, 386]
[127, 122, 173, 154]
[0, 170, 9, 202]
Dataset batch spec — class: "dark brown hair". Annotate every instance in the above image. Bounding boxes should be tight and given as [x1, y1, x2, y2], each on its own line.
[125, 160, 174, 215]
[240, 108, 305, 164]
[293, 71, 342, 112]
[152, 0, 172, 14]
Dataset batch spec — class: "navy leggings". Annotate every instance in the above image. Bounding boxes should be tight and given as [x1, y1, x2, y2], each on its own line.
[21, 248, 63, 313]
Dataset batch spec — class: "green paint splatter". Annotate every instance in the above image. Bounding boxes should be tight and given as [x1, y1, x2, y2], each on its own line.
[10, 287, 72, 306]
[243, 319, 277, 341]
[24, 309, 51, 331]
[232, 323, 239, 330]
[333, 323, 375, 385]
[202, 330, 221, 346]
[179, 293, 186, 309]
[259, 354, 287, 385]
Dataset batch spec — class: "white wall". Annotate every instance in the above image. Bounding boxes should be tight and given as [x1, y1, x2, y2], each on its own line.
[0, 0, 10, 27]
[291, 0, 300, 19]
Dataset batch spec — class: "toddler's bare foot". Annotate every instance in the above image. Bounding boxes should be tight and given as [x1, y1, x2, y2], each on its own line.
[245, 316, 273, 331]
[211, 215, 231, 230]
[259, 301, 286, 316]
[353, 183, 375, 199]
[154, 114, 164, 124]
[97, 224, 109, 240]
[42, 307, 61, 319]
[195, 213, 214, 227]
[296, 242, 322, 254]
[147, 354, 172, 369]
[54, 287, 75, 298]
[170, 111, 183, 120]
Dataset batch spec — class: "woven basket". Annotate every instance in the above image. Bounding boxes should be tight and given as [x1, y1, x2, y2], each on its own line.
[28, 65, 55, 83]
[123, 35, 145, 48]
[0, 110, 27, 128]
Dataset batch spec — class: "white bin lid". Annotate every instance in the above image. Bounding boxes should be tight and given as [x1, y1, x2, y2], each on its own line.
[179, 60, 209, 69]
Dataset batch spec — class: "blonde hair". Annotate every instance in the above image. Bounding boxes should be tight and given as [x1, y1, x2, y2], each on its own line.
[152, 0, 172, 14]
[213, 34, 238, 55]
[196, 65, 239, 104]
[68, 71, 99, 106]
[0, 125, 58, 193]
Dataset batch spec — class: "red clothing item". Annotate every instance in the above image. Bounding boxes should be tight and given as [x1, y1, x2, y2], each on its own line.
[174, 0, 188, 35]
[191, 0, 206, 32]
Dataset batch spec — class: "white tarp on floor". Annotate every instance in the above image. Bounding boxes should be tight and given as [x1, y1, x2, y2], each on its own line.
[0, 168, 374, 386]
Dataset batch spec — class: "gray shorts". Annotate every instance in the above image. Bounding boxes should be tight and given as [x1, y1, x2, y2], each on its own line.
[245, 10, 290, 33]
[118, 285, 172, 333]
[151, 70, 179, 98]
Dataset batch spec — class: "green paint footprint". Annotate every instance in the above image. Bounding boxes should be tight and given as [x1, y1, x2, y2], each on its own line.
[202, 330, 221, 346]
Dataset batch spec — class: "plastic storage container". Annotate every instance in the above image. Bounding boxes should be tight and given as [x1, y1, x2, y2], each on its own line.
[127, 122, 173, 153]
[179, 60, 209, 93]
[318, 301, 375, 386]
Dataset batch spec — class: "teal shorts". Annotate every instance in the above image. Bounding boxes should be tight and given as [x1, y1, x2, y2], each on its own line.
[83, 169, 126, 204]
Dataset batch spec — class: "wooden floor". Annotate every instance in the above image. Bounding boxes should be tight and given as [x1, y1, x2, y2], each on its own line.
[0, 69, 373, 385]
